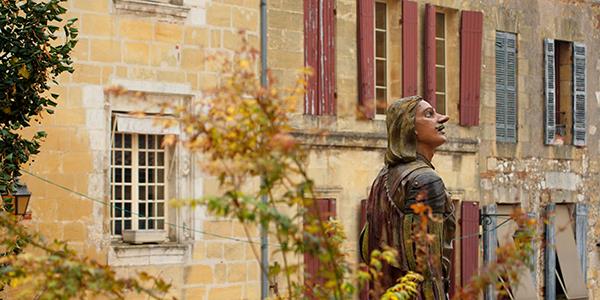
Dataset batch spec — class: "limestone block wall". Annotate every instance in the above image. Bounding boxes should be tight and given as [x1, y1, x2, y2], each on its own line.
[23, 0, 264, 299]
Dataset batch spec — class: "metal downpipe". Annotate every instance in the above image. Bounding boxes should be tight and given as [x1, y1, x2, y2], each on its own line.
[260, 0, 269, 299]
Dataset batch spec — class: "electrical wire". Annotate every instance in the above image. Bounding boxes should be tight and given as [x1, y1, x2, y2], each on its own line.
[22, 169, 278, 246]
[22, 169, 518, 247]
[451, 217, 513, 242]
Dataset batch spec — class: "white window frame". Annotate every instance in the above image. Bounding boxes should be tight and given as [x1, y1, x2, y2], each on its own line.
[110, 122, 171, 237]
[374, 0, 389, 119]
[435, 12, 447, 115]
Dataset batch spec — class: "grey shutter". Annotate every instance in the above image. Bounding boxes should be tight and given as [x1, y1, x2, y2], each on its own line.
[482, 205, 497, 300]
[572, 43, 586, 146]
[544, 39, 556, 145]
[505, 33, 517, 142]
[527, 211, 538, 283]
[496, 32, 517, 143]
[495, 32, 507, 141]
[575, 203, 588, 281]
[544, 204, 556, 299]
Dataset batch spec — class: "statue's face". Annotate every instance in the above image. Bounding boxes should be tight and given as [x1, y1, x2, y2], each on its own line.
[414, 101, 449, 149]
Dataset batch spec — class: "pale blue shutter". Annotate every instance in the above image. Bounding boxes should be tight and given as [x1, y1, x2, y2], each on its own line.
[496, 32, 517, 143]
[527, 211, 538, 283]
[544, 39, 556, 145]
[505, 34, 517, 141]
[495, 32, 507, 141]
[544, 204, 556, 299]
[575, 203, 588, 281]
[572, 43, 586, 146]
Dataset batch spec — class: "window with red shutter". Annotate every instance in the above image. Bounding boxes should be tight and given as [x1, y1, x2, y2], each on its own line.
[304, 198, 336, 296]
[304, 0, 336, 116]
[459, 11, 483, 126]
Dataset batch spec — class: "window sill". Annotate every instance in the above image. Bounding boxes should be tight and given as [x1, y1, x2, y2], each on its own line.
[113, 0, 191, 19]
[108, 242, 189, 267]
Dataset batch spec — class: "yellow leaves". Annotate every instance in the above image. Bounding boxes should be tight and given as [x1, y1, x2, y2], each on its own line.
[10, 276, 24, 288]
[381, 271, 424, 300]
[161, 134, 176, 147]
[239, 59, 250, 69]
[17, 65, 30, 79]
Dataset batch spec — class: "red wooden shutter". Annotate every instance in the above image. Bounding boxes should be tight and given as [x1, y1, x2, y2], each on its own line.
[424, 4, 437, 107]
[304, 0, 336, 116]
[402, 0, 418, 97]
[461, 201, 479, 286]
[459, 11, 483, 125]
[322, 0, 336, 115]
[304, 198, 336, 292]
[358, 0, 374, 119]
[305, 0, 319, 115]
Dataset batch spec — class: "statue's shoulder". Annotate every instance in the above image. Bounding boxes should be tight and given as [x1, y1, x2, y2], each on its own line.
[409, 168, 443, 188]
[388, 160, 430, 178]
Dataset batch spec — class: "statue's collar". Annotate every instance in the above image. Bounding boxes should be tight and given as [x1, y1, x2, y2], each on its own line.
[416, 153, 435, 170]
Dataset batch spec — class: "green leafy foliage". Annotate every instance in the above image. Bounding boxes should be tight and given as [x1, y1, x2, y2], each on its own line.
[0, 0, 77, 192]
[0, 2, 176, 299]
[0, 211, 172, 299]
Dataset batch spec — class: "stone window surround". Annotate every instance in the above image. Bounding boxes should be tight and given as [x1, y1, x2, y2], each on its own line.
[104, 79, 199, 266]
[113, 0, 191, 19]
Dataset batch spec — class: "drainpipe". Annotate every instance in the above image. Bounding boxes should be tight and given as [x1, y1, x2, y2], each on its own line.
[260, 1, 269, 299]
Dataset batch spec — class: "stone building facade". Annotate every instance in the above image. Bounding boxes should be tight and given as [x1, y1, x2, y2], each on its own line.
[22, 0, 600, 299]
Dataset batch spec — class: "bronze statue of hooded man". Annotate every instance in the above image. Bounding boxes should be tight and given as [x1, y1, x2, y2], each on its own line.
[360, 96, 456, 299]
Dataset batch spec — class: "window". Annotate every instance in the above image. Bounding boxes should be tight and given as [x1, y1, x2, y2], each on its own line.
[482, 204, 537, 299]
[556, 41, 573, 143]
[544, 204, 588, 299]
[495, 31, 517, 143]
[544, 39, 586, 146]
[304, 198, 336, 295]
[493, 205, 536, 299]
[111, 121, 171, 237]
[435, 13, 446, 115]
[374, 1, 388, 116]
[425, 6, 457, 117]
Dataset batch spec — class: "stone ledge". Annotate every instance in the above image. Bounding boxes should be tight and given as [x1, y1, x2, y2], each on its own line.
[108, 242, 189, 266]
[113, 0, 191, 19]
[292, 130, 479, 153]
